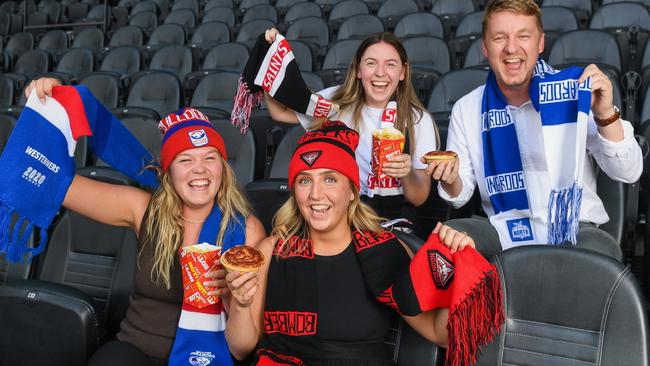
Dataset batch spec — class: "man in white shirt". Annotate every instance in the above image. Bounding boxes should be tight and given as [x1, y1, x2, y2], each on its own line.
[427, 0, 643, 260]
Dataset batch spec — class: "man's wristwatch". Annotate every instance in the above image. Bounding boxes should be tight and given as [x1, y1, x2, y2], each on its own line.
[594, 106, 620, 127]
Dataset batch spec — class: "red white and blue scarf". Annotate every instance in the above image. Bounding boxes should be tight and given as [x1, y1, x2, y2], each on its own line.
[0, 85, 158, 262]
[481, 59, 591, 247]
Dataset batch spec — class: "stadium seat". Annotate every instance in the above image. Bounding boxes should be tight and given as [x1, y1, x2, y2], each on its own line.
[98, 116, 162, 162]
[301, 71, 325, 92]
[202, 6, 236, 28]
[285, 16, 329, 57]
[205, 0, 234, 11]
[72, 27, 105, 53]
[148, 44, 194, 82]
[275, 0, 305, 16]
[328, 0, 368, 33]
[0, 75, 16, 108]
[108, 25, 145, 48]
[0, 113, 16, 154]
[547, 29, 622, 79]
[318, 38, 362, 87]
[145, 23, 186, 53]
[336, 14, 384, 40]
[189, 71, 240, 113]
[430, 0, 475, 39]
[200, 42, 250, 73]
[269, 124, 304, 179]
[236, 19, 276, 49]
[42, 1, 62, 24]
[128, 10, 159, 37]
[100, 46, 142, 77]
[3, 32, 35, 70]
[239, 0, 270, 14]
[402, 36, 450, 103]
[473, 245, 649, 366]
[67, 2, 91, 22]
[0, 11, 10, 40]
[540, 6, 578, 59]
[171, 0, 199, 15]
[283, 1, 321, 29]
[242, 4, 278, 24]
[79, 73, 122, 109]
[393, 12, 444, 40]
[542, 0, 591, 28]
[314, 0, 346, 14]
[37, 29, 69, 60]
[190, 21, 231, 53]
[119, 70, 182, 120]
[426, 68, 488, 148]
[0, 166, 140, 366]
[589, 2, 650, 72]
[50, 47, 95, 83]
[290, 40, 314, 72]
[376, 0, 418, 31]
[596, 167, 626, 247]
[210, 119, 256, 186]
[84, 4, 110, 22]
[448, 10, 483, 68]
[153, 0, 170, 19]
[164, 8, 197, 33]
[6, 49, 51, 87]
[130, 0, 158, 15]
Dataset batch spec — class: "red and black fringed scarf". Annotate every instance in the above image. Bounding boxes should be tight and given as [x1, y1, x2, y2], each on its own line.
[257, 230, 503, 366]
[232, 33, 337, 134]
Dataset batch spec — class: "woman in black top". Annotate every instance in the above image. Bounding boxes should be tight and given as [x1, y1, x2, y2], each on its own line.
[225, 122, 474, 365]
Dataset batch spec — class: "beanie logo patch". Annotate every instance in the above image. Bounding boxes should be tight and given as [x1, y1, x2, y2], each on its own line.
[188, 129, 208, 147]
[300, 150, 321, 167]
[427, 250, 454, 290]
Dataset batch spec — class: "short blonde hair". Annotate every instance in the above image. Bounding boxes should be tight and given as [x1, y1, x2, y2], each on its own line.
[482, 0, 543, 37]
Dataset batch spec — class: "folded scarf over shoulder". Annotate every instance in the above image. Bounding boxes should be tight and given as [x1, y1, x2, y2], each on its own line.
[0, 85, 158, 262]
[481, 59, 591, 248]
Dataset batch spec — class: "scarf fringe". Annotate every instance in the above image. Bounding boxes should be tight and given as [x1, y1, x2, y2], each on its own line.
[547, 181, 583, 245]
[446, 265, 504, 366]
[231, 76, 264, 134]
[0, 203, 48, 263]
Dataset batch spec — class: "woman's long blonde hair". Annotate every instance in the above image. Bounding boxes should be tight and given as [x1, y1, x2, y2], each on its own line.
[141, 155, 251, 289]
[324, 32, 440, 152]
[271, 182, 383, 256]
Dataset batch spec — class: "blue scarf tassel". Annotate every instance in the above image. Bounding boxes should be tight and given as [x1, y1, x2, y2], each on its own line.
[547, 181, 583, 245]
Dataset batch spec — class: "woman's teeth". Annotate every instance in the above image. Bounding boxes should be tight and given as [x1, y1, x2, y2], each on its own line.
[311, 205, 329, 214]
[189, 179, 209, 187]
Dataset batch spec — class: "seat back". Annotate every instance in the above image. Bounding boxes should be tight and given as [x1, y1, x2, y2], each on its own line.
[108, 25, 145, 48]
[72, 27, 105, 52]
[37, 166, 139, 338]
[164, 8, 197, 32]
[547, 29, 622, 75]
[289, 40, 314, 72]
[376, 0, 418, 31]
[242, 4, 278, 24]
[126, 71, 182, 118]
[100, 46, 142, 75]
[0, 75, 15, 108]
[149, 44, 193, 81]
[269, 124, 305, 178]
[474, 246, 650, 366]
[190, 71, 240, 112]
[394, 13, 444, 39]
[202, 42, 250, 72]
[202, 6, 236, 27]
[285, 16, 330, 54]
[542, 0, 591, 26]
[5, 32, 35, 60]
[596, 165, 626, 246]
[462, 38, 489, 68]
[79, 72, 121, 109]
[191, 21, 231, 50]
[128, 11, 159, 36]
[147, 23, 186, 48]
[13, 49, 51, 78]
[285, 1, 322, 26]
[130, 0, 158, 15]
[56, 48, 95, 80]
[236, 19, 276, 49]
[337, 14, 384, 40]
[38, 29, 69, 58]
[211, 119, 256, 185]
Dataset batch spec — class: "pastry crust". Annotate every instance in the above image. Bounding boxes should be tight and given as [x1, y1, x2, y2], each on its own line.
[220, 245, 265, 272]
[422, 150, 458, 163]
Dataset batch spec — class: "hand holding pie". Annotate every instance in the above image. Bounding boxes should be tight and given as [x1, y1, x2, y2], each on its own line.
[221, 245, 265, 273]
[422, 150, 458, 164]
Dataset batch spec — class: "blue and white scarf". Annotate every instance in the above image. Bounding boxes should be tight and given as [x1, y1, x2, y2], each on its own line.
[481, 59, 591, 247]
[0, 86, 158, 262]
[169, 206, 244, 366]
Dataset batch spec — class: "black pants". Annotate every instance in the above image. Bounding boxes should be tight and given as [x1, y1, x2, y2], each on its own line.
[444, 217, 622, 261]
[86, 341, 166, 366]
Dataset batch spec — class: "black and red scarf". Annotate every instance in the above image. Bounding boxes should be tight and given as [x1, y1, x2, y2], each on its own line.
[256, 230, 504, 366]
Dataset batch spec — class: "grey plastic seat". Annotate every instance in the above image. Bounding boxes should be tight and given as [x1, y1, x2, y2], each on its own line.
[108, 25, 145, 48]
[463, 37, 488, 69]
[236, 19, 275, 49]
[85, 4, 110, 22]
[540, 6, 578, 58]
[146, 23, 186, 51]
[431, 0, 475, 37]
[376, 0, 418, 31]
[79, 73, 121, 109]
[164, 8, 196, 33]
[37, 29, 69, 59]
[205, 0, 233, 11]
[328, 0, 368, 32]
[0, 76, 16, 108]
[474, 246, 649, 366]
[10, 49, 51, 80]
[448, 10, 483, 67]
[189, 71, 240, 113]
[0, 113, 16, 154]
[122, 71, 182, 119]
[130, 0, 158, 15]
[403, 36, 450, 102]
[72, 27, 105, 53]
[286, 16, 329, 56]
[128, 10, 158, 36]
[337, 14, 384, 40]
[202, 7, 235, 27]
[547, 29, 622, 77]
[542, 0, 591, 27]
[239, 0, 269, 13]
[171, 0, 199, 14]
[190, 21, 231, 52]
[301, 71, 325, 92]
[290, 40, 314, 72]
[100, 46, 142, 78]
[149, 45, 193, 82]
[394, 12, 444, 39]
[242, 4, 278, 24]
[52, 47, 95, 82]
[211, 119, 256, 185]
[284, 1, 321, 27]
[201, 42, 249, 72]
[275, 0, 305, 15]
[4, 32, 35, 66]
[318, 38, 362, 86]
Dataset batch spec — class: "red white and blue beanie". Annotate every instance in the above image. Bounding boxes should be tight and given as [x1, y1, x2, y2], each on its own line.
[288, 121, 360, 190]
[159, 107, 227, 173]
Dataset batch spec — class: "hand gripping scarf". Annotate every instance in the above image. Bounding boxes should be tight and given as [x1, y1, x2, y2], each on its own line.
[260, 230, 503, 366]
[481, 59, 591, 248]
[0, 86, 158, 262]
[169, 206, 245, 366]
[232, 33, 338, 133]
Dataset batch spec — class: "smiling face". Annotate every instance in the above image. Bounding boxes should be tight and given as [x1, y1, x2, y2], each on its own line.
[293, 168, 355, 236]
[169, 146, 223, 211]
[356, 41, 406, 109]
[482, 10, 544, 103]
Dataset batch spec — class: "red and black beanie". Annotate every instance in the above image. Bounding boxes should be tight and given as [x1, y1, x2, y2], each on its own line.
[288, 121, 360, 190]
[159, 107, 227, 172]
